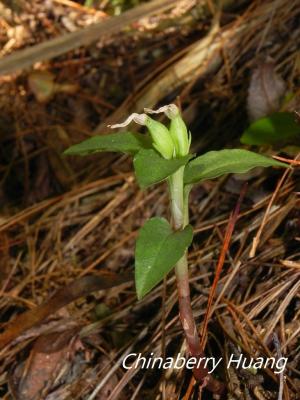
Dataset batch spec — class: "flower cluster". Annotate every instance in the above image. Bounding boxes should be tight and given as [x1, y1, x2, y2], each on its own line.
[109, 104, 190, 159]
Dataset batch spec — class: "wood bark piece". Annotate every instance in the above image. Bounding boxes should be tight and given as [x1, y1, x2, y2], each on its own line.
[0, 0, 175, 76]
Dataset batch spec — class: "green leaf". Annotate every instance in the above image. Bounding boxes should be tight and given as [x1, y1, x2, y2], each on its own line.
[133, 149, 191, 189]
[184, 149, 288, 184]
[241, 112, 300, 146]
[64, 132, 152, 156]
[135, 218, 193, 299]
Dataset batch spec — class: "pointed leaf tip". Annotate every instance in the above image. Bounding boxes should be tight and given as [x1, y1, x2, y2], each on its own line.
[184, 149, 289, 185]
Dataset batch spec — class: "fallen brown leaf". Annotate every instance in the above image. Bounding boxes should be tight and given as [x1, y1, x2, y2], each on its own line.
[9, 328, 81, 400]
[247, 60, 286, 121]
[0, 271, 133, 349]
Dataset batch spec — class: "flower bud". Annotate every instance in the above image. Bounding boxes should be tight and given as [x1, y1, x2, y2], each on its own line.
[166, 105, 190, 157]
[108, 110, 176, 160]
[145, 116, 175, 160]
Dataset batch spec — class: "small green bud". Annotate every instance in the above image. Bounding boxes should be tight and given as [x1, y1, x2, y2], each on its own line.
[145, 116, 175, 160]
[166, 105, 190, 157]
[108, 108, 178, 160]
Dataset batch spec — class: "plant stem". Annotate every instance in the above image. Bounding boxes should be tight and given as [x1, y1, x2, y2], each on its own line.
[168, 167, 224, 394]
[169, 168, 200, 352]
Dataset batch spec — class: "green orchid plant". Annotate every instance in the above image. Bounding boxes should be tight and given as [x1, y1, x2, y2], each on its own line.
[65, 104, 287, 394]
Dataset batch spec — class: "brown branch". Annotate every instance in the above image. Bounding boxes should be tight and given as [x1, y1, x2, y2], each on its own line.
[0, 0, 175, 76]
[0, 271, 133, 349]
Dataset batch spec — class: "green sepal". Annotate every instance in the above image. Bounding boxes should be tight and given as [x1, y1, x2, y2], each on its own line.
[145, 117, 175, 160]
[169, 114, 190, 157]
